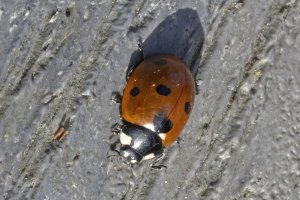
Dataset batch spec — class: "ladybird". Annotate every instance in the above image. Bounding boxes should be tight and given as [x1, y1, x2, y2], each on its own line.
[112, 55, 195, 165]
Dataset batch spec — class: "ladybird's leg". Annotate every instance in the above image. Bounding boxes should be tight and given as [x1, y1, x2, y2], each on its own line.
[137, 37, 145, 60]
[106, 149, 120, 159]
[107, 132, 122, 162]
[118, 104, 123, 119]
[150, 153, 167, 169]
[111, 123, 124, 135]
[176, 136, 184, 145]
[195, 78, 202, 95]
[126, 67, 134, 81]
[111, 91, 123, 118]
[111, 91, 122, 104]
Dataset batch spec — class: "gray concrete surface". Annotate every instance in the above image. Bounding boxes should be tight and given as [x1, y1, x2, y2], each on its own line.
[0, 0, 299, 199]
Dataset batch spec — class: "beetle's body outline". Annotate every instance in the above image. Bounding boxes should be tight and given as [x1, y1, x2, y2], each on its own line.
[112, 55, 195, 165]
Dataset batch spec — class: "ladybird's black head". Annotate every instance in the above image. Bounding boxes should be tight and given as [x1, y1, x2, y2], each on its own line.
[120, 146, 142, 164]
[118, 122, 164, 164]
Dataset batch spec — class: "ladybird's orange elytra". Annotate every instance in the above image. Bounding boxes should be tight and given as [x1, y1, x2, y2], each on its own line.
[121, 55, 195, 147]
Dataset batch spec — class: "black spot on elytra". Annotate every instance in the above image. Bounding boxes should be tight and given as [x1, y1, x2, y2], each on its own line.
[153, 114, 173, 133]
[156, 84, 171, 96]
[130, 87, 140, 96]
[184, 102, 191, 114]
[152, 58, 167, 65]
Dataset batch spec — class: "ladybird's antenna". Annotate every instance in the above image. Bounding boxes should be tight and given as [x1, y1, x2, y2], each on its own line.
[111, 123, 123, 135]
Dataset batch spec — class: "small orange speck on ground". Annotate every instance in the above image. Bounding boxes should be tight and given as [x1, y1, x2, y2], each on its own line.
[53, 127, 69, 141]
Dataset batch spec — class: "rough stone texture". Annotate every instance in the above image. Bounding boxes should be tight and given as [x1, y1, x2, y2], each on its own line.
[0, 0, 299, 200]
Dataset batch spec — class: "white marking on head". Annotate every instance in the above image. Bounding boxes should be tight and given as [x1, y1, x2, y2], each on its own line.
[120, 132, 132, 145]
[142, 153, 155, 160]
[158, 133, 166, 140]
